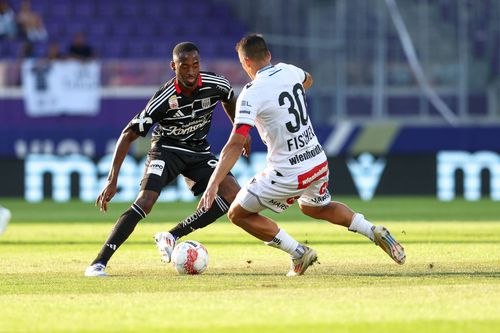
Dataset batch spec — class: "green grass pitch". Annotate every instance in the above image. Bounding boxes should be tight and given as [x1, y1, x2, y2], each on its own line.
[1, 197, 499, 332]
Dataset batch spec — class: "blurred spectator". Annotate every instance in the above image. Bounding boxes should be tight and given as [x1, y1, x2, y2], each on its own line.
[47, 42, 64, 61]
[16, 0, 47, 42]
[0, 0, 17, 39]
[68, 32, 95, 60]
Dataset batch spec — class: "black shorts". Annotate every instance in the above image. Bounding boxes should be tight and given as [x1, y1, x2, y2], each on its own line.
[140, 147, 232, 196]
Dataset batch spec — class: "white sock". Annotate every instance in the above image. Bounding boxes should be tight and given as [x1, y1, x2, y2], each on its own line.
[265, 229, 305, 259]
[348, 213, 375, 241]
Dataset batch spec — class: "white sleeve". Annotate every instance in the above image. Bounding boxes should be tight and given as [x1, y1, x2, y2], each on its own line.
[285, 63, 306, 84]
[234, 87, 260, 127]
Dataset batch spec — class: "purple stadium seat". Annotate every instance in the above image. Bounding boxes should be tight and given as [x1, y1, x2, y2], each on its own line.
[103, 42, 126, 58]
[87, 22, 109, 38]
[73, 3, 95, 18]
[95, 2, 116, 18]
[120, 2, 143, 18]
[0, 0, 247, 59]
[50, 3, 71, 17]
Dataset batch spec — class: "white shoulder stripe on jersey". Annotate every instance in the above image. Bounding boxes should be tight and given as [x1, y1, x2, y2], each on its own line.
[201, 73, 228, 81]
[200, 74, 229, 82]
[147, 85, 175, 114]
[146, 85, 176, 115]
[145, 87, 174, 116]
[201, 76, 231, 86]
[202, 78, 231, 88]
[144, 83, 174, 111]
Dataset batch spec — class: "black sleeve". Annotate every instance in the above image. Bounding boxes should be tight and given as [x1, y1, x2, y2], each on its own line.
[126, 86, 167, 137]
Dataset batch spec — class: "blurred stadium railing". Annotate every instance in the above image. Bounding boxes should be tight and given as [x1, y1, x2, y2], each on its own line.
[1, 0, 500, 202]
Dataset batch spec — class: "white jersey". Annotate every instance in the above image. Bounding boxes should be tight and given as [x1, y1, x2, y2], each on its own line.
[235, 63, 326, 174]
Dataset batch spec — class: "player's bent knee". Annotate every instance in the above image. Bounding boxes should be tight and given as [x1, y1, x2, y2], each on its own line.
[300, 204, 325, 219]
[227, 207, 239, 225]
[217, 176, 240, 203]
[227, 204, 247, 226]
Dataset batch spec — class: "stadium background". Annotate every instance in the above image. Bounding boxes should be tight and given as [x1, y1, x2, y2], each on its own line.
[1, 0, 499, 202]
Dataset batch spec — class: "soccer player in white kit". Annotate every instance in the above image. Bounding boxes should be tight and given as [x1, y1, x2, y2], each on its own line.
[199, 34, 406, 276]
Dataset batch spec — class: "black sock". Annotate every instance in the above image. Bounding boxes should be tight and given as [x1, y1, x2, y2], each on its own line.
[91, 203, 146, 266]
[169, 195, 230, 239]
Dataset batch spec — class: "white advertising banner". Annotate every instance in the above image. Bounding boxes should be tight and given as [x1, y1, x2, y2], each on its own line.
[22, 59, 100, 117]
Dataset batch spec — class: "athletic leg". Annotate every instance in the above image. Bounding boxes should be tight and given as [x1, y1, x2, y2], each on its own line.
[166, 153, 240, 240]
[87, 146, 176, 275]
[299, 203, 405, 264]
[85, 190, 159, 276]
[229, 190, 317, 276]
[91, 190, 158, 266]
[168, 174, 239, 238]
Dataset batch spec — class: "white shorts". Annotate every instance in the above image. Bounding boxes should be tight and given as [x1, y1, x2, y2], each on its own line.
[235, 160, 331, 213]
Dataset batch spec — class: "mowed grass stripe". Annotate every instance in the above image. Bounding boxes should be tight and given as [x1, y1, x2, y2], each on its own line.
[0, 199, 500, 332]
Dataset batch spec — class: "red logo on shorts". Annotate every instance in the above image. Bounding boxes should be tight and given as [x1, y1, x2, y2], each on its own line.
[286, 196, 301, 205]
[297, 161, 329, 189]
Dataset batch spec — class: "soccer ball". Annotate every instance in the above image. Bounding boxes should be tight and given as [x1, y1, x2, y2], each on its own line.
[171, 240, 208, 274]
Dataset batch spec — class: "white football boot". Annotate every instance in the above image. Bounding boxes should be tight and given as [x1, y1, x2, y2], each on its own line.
[286, 246, 318, 277]
[84, 263, 108, 277]
[373, 225, 406, 265]
[154, 231, 176, 263]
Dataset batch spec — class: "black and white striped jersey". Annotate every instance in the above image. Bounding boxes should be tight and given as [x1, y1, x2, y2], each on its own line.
[127, 71, 234, 154]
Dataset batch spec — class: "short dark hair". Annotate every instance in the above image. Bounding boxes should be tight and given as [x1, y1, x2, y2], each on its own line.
[235, 34, 269, 61]
[172, 42, 199, 60]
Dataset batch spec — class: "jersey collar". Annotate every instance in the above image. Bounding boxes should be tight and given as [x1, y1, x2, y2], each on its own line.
[256, 64, 274, 77]
[174, 74, 203, 94]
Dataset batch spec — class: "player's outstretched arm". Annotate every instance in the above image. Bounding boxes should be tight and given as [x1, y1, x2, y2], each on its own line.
[198, 131, 246, 211]
[96, 127, 139, 212]
[222, 96, 252, 157]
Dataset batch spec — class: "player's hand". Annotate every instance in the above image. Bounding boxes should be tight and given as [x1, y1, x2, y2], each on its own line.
[242, 134, 252, 158]
[95, 181, 117, 212]
[198, 183, 219, 211]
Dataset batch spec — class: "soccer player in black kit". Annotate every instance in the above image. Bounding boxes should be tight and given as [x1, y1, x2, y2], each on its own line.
[85, 42, 250, 276]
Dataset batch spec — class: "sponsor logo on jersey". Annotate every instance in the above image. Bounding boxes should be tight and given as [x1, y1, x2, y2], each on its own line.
[172, 110, 184, 118]
[147, 160, 165, 176]
[240, 100, 252, 107]
[289, 144, 324, 166]
[202, 98, 211, 109]
[164, 119, 209, 136]
[238, 109, 251, 115]
[168, 95, 179, 109]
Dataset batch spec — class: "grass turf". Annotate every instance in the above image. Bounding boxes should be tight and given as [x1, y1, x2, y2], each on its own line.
[0, 197, 499, 332]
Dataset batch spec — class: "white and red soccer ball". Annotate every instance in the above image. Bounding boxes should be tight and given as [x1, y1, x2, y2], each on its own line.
[171, 240, 208, 274]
